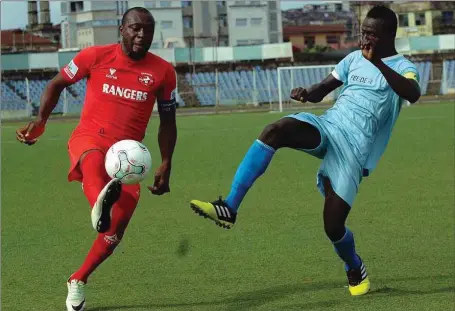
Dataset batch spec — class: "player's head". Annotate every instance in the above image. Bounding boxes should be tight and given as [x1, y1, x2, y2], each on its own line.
[120, 7, 155, 60]
[362, 5, 397, 48]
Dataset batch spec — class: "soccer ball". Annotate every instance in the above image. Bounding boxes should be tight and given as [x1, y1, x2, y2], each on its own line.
[105, 140, 152, 185]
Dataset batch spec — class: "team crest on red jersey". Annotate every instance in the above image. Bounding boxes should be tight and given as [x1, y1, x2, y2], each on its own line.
[138, 73, 154, 86]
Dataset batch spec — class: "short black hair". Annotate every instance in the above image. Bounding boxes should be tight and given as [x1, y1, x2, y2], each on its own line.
[121, 7, 154, 26]
[366, 5, 398, 37]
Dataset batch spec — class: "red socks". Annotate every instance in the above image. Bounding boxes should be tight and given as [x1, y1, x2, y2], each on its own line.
[70, 184, 140, 283]
[70, 151, 141, 283]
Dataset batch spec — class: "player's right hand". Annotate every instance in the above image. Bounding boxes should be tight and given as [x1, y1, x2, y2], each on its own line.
[16, 119, 46, 146]
[290, 87, 308, 103]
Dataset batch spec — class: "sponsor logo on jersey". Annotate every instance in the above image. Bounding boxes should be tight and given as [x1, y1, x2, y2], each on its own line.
[350, 74, 373, 85]
[138, 72, 154, 86]
[102, 83, 149, 101]
[106, 68, 118, 80]
[64, 60, 78, 79]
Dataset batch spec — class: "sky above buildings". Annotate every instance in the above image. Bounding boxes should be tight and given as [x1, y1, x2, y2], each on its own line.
[1, 1, 318, 30]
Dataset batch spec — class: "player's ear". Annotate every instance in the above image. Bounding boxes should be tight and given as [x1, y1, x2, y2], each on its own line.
[119, 25, 124, 35]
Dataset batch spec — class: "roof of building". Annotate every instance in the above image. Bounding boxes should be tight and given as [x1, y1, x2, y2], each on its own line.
[284, 24, 348, 35]
[1, 28, 55, 47]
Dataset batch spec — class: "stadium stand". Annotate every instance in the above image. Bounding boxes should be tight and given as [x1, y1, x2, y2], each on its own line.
[185, 62, 432, 106]
[0, 61, 442, 113]
[441, 60, 455, 94]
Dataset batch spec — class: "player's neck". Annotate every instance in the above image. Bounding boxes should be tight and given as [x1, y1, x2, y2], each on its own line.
[378, 47, 398, 59]
[119, 43, 145, 62]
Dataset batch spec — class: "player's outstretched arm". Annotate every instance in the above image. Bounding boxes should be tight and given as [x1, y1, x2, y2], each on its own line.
[37, 73, 74, 122]
[16, 73, 73, 145]
[290, 74, 343, 103]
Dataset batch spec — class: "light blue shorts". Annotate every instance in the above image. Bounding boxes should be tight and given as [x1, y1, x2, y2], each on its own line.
[285, 112, 363, 207]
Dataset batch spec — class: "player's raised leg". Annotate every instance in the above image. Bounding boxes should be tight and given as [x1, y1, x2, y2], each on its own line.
[75, 149, 122, 233]
[190, 116, 322, 229]
[322, 177, 370, 296]
[66, 184, 140, 311]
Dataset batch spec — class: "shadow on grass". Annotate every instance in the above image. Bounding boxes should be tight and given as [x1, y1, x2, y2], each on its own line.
[89, 274, 454, 311]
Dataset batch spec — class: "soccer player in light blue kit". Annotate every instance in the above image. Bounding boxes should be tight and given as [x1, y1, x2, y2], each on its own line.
[189, 6, 421, 296]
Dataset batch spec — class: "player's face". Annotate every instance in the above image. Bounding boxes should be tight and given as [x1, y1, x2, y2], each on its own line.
[120, 11, 155, 60]
[361, 17, 393, 50]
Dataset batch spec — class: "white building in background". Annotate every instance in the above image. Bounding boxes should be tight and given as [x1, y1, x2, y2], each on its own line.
[227, 0, 282, 46]
[60, 1, 128, 49]
[60, 0, 282, 49]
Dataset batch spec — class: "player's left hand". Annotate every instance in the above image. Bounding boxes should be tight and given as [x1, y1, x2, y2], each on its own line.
[360, 35, 381, 64]
[148, 162, 171, 195]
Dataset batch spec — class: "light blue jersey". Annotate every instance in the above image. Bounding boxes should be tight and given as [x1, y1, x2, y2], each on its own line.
[287, 50, 419, 206]
[326, 50, 419, 174]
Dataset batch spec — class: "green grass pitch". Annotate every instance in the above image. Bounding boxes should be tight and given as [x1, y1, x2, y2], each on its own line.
[2, 102, 454, 311]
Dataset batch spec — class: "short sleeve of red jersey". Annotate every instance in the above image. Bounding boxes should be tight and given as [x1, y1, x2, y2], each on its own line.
[157, 64, 177, 114]
[60, 47, 96, 83]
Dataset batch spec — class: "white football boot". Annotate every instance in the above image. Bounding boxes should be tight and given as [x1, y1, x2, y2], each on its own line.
[91, 178, 122, 233]
[66, 279, 86, 311]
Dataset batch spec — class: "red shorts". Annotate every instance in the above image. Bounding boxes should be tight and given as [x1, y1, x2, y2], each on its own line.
[67, 129, 118, 182]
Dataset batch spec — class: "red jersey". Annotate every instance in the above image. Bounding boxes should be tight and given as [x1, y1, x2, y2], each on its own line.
[61, 43, 176, 141]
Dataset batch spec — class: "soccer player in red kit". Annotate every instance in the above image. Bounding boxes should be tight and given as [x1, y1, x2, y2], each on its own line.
[16, 7, 176, 311]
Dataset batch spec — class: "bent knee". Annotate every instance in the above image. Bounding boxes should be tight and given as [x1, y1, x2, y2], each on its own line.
[79, 148, 104, 164]
[324, 222, 345, 242]
[259, 119, 294, 149]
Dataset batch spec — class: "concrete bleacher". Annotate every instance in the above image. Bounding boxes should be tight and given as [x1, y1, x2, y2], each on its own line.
[1, 77, 186, 112]
[0, 61, 440, 113]
[186, 62, 433, 106]
[441, 60, 455, 94]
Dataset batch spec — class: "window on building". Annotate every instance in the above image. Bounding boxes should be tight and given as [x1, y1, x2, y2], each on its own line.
[270, 33, 279, 43]
[236, 18, 247, 27]
[251, 17, 262, 26]
[415, 13, 426, 26]
[268, 1, 276, 10]
[398, 14, 409, 27]
[335, 3, 342, 12]
[160, 1, 171, 7]
[144, 1, 156, 8]
[304, 36, 315, 47]
[91, 20, 118, 27]
[219, 39, 228, 46]
[182, 1, 192, 7]
[237, 39, 249, 46]
[219, 14, 228, 27]
[183, 16, 193, 28]
[217, 1, 226, 7]
[250, 1, 261, 5]
[442, 11, 454, 25]
[161, 21, 173, 29]
[250, 39, 264, 45]
[326, 35, 339, 44]
[235, 1, 246, 5]
[269, 13, 278, 31]
[70, 1, 84, 12]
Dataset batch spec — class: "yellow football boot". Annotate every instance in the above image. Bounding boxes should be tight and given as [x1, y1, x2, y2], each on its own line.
[347, 260, 371, 296]
[190, 197, 236, 229]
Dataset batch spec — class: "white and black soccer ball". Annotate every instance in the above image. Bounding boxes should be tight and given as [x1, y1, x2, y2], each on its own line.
[105, 140, 152, 185]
